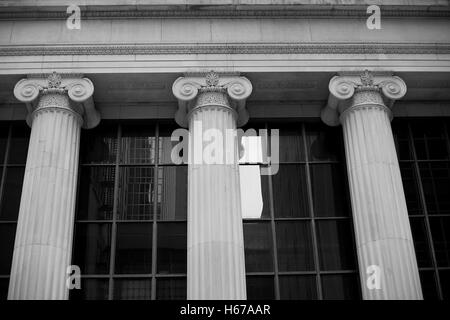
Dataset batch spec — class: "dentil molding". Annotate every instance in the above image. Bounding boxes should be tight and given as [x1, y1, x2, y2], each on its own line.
[0, 44, 449, 57]
[1, 8, 449, 20]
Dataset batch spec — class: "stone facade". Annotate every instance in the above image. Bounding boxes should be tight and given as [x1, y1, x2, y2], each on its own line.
[0, 0, 449, 300]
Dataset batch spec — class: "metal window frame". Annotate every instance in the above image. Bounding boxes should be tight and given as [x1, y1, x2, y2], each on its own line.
[0, 122, 29, 295]
[73, 122, 188, 300]
[243, 121, 360, 300]
[395, 120, 450, 300]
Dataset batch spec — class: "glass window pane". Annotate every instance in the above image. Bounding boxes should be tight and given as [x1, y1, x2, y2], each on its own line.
[77, 166, 115, 220]
[70, 278, 109, 300]
[0, 167, 25, 221]
[73, 223, 111, 275]
[272, 165, 309, 218]
[429, 217, 450, 267]
[114, 278, 151, 300]
[419, 270, 439, 300]
[316, 220, 357, 271]
[80, 124, 118, 164]
[0, 278, 9, 300]
[419, 163, 450, 215]
[411, 122, 449, 160]
[0, 224, 16, 274]
[159, 124, 184, 165]
[8, 123, 30, 165]
[276, 221, 314, 271]
[240, 165, 268, 219]
[120, 125, 156, 164]
[392, 122, 413, 161]
[115, 223, 152, 274]
[157, 223, 187, 274]
[246, 276, 275, 300]
[279, 275, 317, 300]
[409, 217, 433, 268]
[310, 164, 350, 217]
[321, 274, 360, 300]
[305, 124, 342, 161]
[400, 163, 423, 215]
[243, 222, 273, 272]
[157, 166, 187, 221]
[439, 270, 450, 300]
[277, 125, 304, 162]
[156, 277, 186, 300]
[241, 170, 270, 219]
[260, 174, 271, 218]
[239, 133, 266, 164]
[117, 167, 154, 220]
[0, 124, 9, 164]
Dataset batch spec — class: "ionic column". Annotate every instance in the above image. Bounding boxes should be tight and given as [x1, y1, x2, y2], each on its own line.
[172, 71, 252, 299]
[9, 72, 100, 300]
[321, 71, 422, 300]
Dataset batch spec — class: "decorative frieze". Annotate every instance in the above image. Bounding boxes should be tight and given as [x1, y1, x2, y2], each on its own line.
[1, 44, 449, 57]
[0, 7, 448, 20]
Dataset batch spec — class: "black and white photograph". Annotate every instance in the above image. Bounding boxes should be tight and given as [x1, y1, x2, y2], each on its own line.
[0, 0, 449, 311]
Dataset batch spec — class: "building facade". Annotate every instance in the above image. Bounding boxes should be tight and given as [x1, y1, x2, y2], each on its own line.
[0, 0, 449, 300]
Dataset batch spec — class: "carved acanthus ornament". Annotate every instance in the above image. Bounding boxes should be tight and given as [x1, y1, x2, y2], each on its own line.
[13, 72, 100, 128]
[321, 70, 407, 126]
[172, 71, 253, 127]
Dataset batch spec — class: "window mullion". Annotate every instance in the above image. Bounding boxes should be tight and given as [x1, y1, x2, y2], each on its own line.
[407, 123, 444, 300]
[108, 124, 121, 300]
[151, 123, 159, 300]
[0, 124, 12, 215]
[301, 124, 323, 300]
[265, 122, 280, 300]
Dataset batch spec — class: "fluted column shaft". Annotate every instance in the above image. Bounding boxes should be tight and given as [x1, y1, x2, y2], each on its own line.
[188, 101, 245, 299]
[173, 72, 252, 300]
[9, 73, 99, 300]
[9, 94, 81, 299]
[322, 72, 422, 300]
[342, 94, 422, 299]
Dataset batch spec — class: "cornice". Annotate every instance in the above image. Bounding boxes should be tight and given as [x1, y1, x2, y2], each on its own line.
[0, 43, 449, 56]
[0, 8, 449, 20]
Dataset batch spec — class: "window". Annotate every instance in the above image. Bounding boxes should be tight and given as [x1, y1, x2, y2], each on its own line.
[242, 122, 360, 300]
[393, 119, 450, 300]
[71, 122, 187, 300]
[73, 120, 359, 300]
[0, 122, 30, 299]
[1, 118, 448, 300]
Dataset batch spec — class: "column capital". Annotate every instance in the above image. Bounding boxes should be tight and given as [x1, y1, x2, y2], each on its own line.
[172, 71, 253, 127]
[321, 70, 407, 126]
[13, 72, 100, 129]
